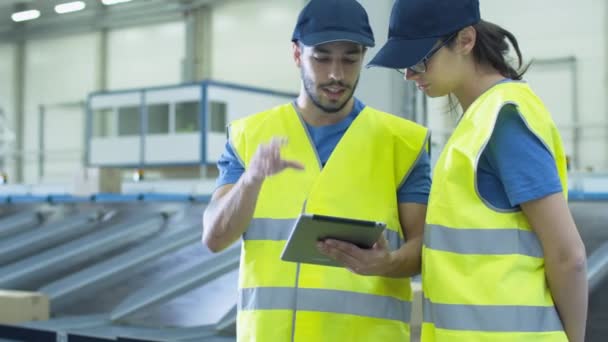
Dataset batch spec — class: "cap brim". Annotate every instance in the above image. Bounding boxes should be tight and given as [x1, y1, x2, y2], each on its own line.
[367, 37, 438, 69]
[299, 30, 375, 48]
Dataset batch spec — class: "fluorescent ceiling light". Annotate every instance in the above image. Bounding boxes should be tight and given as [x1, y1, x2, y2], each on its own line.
[11, 10, 41, 22]
[101, 0, 133, 5]
[55, 1, 86, 14]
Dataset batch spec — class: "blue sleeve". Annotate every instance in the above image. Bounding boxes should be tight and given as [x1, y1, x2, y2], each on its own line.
[215, 142, 245, 188]
[486, 104, 562, 206]
[397, 150, 431, 204]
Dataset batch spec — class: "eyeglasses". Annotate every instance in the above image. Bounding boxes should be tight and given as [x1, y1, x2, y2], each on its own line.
[395, 33, 457, 75]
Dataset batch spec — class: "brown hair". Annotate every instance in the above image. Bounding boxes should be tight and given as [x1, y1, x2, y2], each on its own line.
[449, 19, 530, 80]
[445, 20, 530, 115]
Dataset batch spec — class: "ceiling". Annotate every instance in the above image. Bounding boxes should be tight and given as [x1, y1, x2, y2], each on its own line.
[0, 0, 218, 42]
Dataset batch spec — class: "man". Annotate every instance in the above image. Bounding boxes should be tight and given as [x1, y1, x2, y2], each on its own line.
[202, 0, 430, 340]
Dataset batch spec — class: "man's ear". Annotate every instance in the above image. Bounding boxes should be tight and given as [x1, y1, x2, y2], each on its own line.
[361, 47, 368, 59]
[293, 41, 303, 67]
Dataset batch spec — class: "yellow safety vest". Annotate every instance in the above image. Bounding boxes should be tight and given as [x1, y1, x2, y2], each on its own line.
[230, 102, 428, 342]
[422, 82, 568, 341]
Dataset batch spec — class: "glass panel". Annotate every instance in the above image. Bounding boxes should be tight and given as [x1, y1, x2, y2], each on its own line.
[175, 101, 200, 133]
[118, 106, 140, 136]
[209, 101, 227, 134]
[147, 104, 169, 134]
[93, 108, 114, 137]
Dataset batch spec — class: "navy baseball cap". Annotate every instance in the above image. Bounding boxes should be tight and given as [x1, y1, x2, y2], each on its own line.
[292, 0, 375, 48]
[368, 0, 480, 69]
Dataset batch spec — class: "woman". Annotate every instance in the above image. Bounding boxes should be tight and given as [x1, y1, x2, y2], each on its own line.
[368, 0, 587, 341]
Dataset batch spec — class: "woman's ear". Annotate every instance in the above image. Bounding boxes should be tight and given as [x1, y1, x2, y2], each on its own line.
[455, 26, 477, 55]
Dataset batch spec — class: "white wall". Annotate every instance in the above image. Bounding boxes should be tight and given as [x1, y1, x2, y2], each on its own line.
[210, 0, 410, 117]
[107, 21, 185, 90]
[482, 0, 606, 171]
[210, 0, 302, 93]
[24, 33, 99, 183]
[11, 21, 185, 184]
[357, 0, 410, 116]
[0, 43, 16, 180]
[426, 0, 607, 171]
[0, 44, 15, 121]
[6, 0, 608, 186]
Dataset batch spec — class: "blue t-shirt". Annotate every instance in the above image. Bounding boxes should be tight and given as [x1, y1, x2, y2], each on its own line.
[476, 93, 562, 209]
[216, 98, 431, 204]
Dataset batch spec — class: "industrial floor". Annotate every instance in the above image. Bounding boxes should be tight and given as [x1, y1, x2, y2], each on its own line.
[0, 199, 606, 341]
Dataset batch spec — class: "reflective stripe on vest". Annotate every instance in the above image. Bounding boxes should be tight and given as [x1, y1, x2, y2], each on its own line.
[239, 287, 411, 323]
[424, 224, 543, 258]
[423, 298, 563, 332]
[243, 218, 404, 251]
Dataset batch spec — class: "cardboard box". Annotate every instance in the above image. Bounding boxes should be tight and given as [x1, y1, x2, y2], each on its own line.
[0, 290, 49, 324]
[99, 168, 122, 193]
[73, 167, 122, 196]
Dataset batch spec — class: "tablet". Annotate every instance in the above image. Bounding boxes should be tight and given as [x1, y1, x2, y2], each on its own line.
[280, 213, 386, 267]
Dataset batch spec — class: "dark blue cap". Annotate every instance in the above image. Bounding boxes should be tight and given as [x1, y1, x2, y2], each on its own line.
[368, 0, 480, 69]
[292, 0, 375, 48]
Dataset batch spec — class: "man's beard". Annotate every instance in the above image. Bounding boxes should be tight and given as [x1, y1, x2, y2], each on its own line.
[301, 70, 359, 114]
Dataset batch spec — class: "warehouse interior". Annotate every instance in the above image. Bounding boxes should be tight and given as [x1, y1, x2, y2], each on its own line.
[0, 0, 607, 341]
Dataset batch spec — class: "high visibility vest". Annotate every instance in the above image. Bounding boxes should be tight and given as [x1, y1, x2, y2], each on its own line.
[422, 82, 568, 341]
[230, 103, 429, 342]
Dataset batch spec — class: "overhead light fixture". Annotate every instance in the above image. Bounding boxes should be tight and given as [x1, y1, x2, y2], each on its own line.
[55, 1, 86, 14]
[101, 0, 133, 5]
[11, 9, 41, 22]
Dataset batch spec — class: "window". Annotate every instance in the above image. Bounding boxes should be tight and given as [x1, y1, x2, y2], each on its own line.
[209, 101, 227, 134]
[175, 101, 200, 133]
[147, 104, 169, 134]
[118, 106, 140, 136]
[92, 108, 114, 137]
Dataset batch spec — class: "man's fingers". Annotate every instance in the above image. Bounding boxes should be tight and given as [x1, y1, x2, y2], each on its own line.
[269, 137, 287, 166]
[319, 243, 361, 268]
[272, 141, 281, 162]
[324, 239, 366, 260]
[281, 160, 305, 170]
[373, 233, 389, 250]
[269, 136, 288, 150]
[258, 137, 305, 176]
